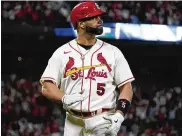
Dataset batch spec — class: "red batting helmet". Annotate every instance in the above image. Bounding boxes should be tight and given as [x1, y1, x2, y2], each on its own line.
[70, 2, 105, 29]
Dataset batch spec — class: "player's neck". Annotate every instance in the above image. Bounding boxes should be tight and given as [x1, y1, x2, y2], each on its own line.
[77, 33, 96, 46]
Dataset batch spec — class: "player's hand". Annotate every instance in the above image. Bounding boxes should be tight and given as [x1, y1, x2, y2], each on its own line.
[103, 112, 124, 136]
[62, 93, 85, 106]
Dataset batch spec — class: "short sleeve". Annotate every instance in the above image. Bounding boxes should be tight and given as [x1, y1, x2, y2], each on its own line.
[114, 48, 135, 88]
[40, 50, 62, 86]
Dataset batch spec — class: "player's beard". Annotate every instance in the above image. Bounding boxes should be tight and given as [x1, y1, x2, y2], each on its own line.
[85, 26, 103, 35]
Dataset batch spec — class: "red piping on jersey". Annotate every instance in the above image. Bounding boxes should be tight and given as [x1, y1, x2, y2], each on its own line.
[69, 42, 84, 113]
[88, 41, 104, 112]
[69, 42, 82, 55]
[117, 77, 134, 87]
[41, 77, 56, 81]
[80, 59, 84, 113]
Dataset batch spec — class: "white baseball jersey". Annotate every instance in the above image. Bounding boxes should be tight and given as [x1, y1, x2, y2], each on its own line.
[40, 39, 135, 112]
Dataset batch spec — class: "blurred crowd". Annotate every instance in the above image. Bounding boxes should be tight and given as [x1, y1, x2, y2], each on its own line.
[1, 1, 182, 27]
[1, 74, 65, 136]
[1, 1, 72, 27]
[99, 1, 182, 25]
[1, 74, 182, 136]
[120, 85, 182, 136]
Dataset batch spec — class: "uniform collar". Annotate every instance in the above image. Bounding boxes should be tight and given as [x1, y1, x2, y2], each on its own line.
[69, 39, 104, 54]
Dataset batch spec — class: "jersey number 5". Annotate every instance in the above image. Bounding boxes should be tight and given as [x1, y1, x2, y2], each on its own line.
[97, 83, 106, 96]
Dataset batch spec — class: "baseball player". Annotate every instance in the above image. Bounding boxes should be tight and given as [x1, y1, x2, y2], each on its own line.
[40, 2, 135, 136]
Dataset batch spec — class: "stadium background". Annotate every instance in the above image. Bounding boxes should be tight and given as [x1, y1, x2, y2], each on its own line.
[1, 1, 182, 136]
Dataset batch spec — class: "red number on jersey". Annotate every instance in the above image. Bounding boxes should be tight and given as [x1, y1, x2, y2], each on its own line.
[97, 83, 106, 96]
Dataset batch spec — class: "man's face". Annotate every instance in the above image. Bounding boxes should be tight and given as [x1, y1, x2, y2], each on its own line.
[79, 15, 104, 35]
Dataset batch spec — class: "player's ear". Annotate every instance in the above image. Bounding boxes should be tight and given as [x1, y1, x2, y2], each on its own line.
[78, 21, 86, 29]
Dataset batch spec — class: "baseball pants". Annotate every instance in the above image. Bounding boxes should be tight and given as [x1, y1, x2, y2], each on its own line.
[63, 111, 115, 136]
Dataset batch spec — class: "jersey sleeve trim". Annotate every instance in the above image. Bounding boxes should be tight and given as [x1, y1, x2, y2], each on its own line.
[40, 77, 57, 85]
[117, 77, 135, 88]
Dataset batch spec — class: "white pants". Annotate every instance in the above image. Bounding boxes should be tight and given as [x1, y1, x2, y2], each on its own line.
[63, 111, 115, 136]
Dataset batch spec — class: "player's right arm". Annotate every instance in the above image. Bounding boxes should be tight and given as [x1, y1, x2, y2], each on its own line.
[41, 81, 84, 105]
[41, 81, 64, 103]
[40, 49, 64, 103]
[40, 48, 84, 105]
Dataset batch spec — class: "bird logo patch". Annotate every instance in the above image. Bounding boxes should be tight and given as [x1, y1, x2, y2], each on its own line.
[64, 57, 75, 78]
[97, 53, 112, 72]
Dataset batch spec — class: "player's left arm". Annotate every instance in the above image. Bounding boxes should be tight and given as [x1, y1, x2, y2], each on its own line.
[117, 82, 133, 116]
[104, 47, 134, 136]
[104, 82, 133, 136]
[113, 47, 134, 117]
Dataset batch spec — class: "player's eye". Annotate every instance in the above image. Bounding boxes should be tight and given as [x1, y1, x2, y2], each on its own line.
[80, 16, 95, 21]
[80, 15, 103, 22]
